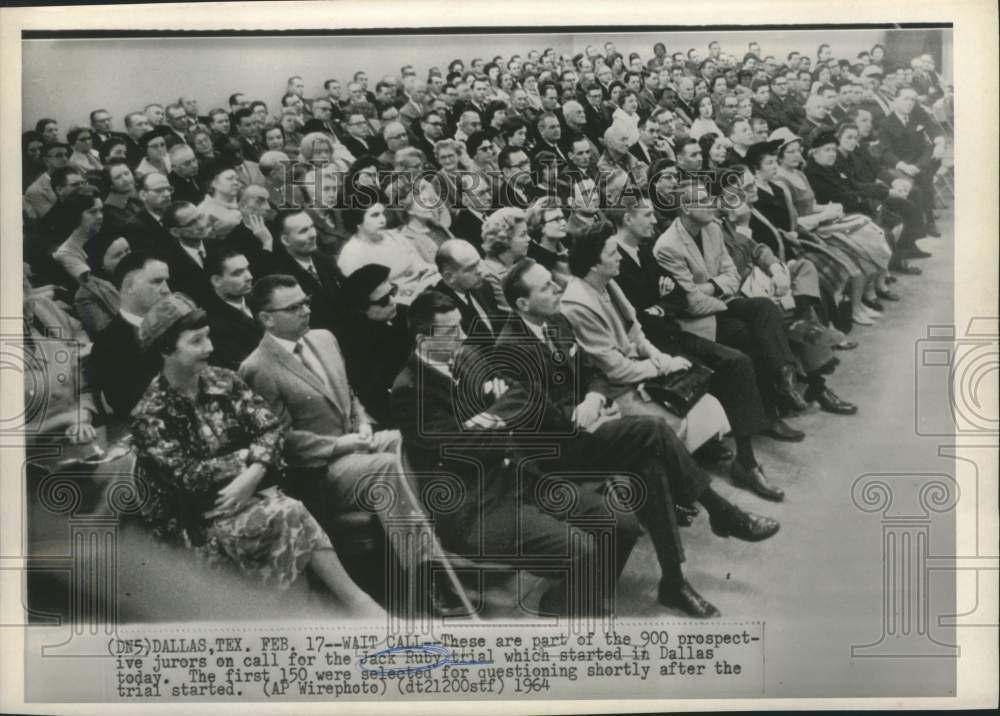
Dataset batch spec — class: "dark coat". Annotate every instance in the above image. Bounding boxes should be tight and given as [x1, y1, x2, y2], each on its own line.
[205, 297, 263, 372]
[91, 314, 161, 417]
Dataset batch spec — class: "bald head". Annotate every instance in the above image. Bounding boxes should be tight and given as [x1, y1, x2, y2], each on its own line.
[436, 239, 483, 291]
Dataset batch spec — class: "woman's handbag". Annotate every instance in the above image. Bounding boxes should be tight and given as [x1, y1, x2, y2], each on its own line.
[641, 363, 715, 417]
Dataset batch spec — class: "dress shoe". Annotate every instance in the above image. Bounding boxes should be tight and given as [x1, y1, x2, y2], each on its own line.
[885, 274, 898, 284]
[764, 418, 805, 442]
[924, 224, 941, 238]
[675, 503, 700, 527]
[833, 340, 859, 350]
[862, 296, 886, 313]
[904, 246, 932, 259]
[731, 461, 786, 501]
[658, 579, 720, 618]
[889, 259, 922, 275]
[804, 385, 858, 415]
[876, 287, 901, 301]
[710, 508, 781, 542]
[775, 364, 809, 411]
[694, 439, 735, 464]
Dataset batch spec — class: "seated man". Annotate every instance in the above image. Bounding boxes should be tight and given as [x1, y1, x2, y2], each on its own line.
[559, 221, 731, 455]
[654, 181, 809, 440]
[91, 251, 171, 417]
[391, 290, 640, 617]
[494, 258, 779, 616]
[204, 247, 262, 371]
[240, 275, 401, 530]
[433, 239, 503, 345]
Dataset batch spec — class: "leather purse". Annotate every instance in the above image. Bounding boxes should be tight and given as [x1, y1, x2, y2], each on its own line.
[642, 362, 715, 417]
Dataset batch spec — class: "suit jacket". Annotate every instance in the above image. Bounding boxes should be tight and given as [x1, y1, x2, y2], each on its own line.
[340, 134, 373, 159]
[124, 208, 173, 257]
[168, 171, 206, 205]
[449, 208, 486, 251]
[166, 239, 215, 308]
[433, 279, 504, 342]
[614, 242, 688, 330]
[240, 330, 370, 468]
[390, 355, 515, 526]
[223, 221, 282, 279]
[238, 136, 263, 164]
[652, 217, 739, 339]
[274, 246, 347, 335]
[205, 296, 263, 372]
[91, 314, 161, 417]
[629, 140, 665, 166]
[493, 313, 610, 435]
[878, 112, 936, 170]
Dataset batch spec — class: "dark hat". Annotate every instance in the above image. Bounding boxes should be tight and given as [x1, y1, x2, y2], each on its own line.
[138, 292, 204, 351]
[84, 231, 128, 273]
[808, 129, 838, 150]
[745, 139, 784, 169]
[341, 263, 392, 307]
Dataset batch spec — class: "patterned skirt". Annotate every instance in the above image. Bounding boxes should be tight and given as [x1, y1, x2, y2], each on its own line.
[814, 215, 892, 275]
[197, 487, 332, 590]
[798, 237, 861, 299]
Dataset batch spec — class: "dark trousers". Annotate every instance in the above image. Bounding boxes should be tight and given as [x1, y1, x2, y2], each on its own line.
[716, 296, 796, 416]
[642, 319, 771, 438]
[885, 194, 927, 250]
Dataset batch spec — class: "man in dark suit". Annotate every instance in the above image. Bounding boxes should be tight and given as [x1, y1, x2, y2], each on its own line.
[390, 290, 640, 616]
[494, 258, 779, 616]
[878, 86, 944, 233]
[630, 114, 668, 166]
[203, 247, 262, 371]
[91, 252, 169, 417]
[532, 113, 569, 170]
[497, 146, 545, 210]
[233, 108, 263, 163]
[340, 110, 375, 159]
[167, 145, 205, 205]
[122, 111, 152, 169]
[433, 239, 503, 343]
[223, 185, 282, 279]
[274, 209, 348, 335]
[162, 201, 215, 309]
[126, 172, 176, 256]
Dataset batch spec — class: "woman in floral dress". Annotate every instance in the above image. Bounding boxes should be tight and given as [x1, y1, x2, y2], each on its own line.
[129, 293, 383, 616]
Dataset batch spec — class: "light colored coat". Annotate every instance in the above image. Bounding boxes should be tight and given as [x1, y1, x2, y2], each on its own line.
[239, 329, 370, 468]
[653, 217, 740, 340]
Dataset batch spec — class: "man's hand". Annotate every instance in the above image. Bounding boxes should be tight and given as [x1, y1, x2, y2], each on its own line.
[770, 263, 791, 296]
[338, 432, 374, 454]
[205, 463, 265, 519]
[245, 212, 273, 251]
[572, 393, 604, 431]
[357, 422, 373, 442]
[65, 421, 97, 445]
[658, 274, 676, 295]
[584, 402, 622, 433]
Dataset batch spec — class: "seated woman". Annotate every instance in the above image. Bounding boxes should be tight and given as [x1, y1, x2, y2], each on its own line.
[336, 199, 440, 305]
[720, 167, 857, 416]
[198, 163, 244, 240]
[770, 128, 888, 328]
[134, 131, 171, 181]
[430, 139, 463, 214]
[689, 94, 725, 140]
[525, 196, 572, 287]
[647, 157, 681, 233]
[804, 129, 895, 320]
[75, 231, 131, 337]
[391, 179, 455, 265]
[479, 207, 530, 311]
[53, 187, 107, 288]
[560, 221, 730, 454]
[129, 293, 383, 615]
[301, 160, 351, 258]
[297, 131, 355, 175]
[499, 116, 531, 153]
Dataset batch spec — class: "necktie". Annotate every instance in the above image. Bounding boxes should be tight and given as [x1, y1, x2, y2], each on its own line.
[466, 293, 493, 333]
[293, 341, 326, 387]
[197, 245, 207, 265]
[305, 262, 319, 281]
[541, 323, 558, 354]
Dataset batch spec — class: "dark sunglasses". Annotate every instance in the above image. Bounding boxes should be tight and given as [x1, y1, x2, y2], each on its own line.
[370, 284, 398, 307]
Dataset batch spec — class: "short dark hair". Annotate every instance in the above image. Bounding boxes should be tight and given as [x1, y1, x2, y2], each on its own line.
[568, 219, 616, 278]
[113, 250, 162, 290]
[205, 246, 246, 278]
[234, 107, 254, 125]
[43, 141, 71, 158]
[249, 273, 300, 314]
[502, 257, 539, 312]
[67, 127, 92, 145]
[64, 186, 101, 228]
[497, 144, 528, 170]
[35, 118, 58, 136]
[50, 165, 83, 190]
[161, 202, 197, 232]
[407, 289, 458, 339]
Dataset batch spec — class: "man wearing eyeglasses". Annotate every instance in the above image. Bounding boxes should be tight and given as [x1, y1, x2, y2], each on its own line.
[240, 274, 403, 538]
[340, 111, 374, 159]
[120, 172, 176, 257]
[163, 200, 216, 309]
[497, 145, 543, 210]
[765, 73, 805, 129]
[413, 110, 445, 169]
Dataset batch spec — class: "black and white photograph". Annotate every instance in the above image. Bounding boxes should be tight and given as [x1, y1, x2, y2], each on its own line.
[1, 0, 997, 712]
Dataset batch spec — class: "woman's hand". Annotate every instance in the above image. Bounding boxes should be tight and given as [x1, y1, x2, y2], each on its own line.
[205, 463, 265, 519]
[653, 353, 691, 375]
[65, 420, 97, 445]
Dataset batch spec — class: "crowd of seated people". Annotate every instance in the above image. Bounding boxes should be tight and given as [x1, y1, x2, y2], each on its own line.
[21, 36, 952, 618]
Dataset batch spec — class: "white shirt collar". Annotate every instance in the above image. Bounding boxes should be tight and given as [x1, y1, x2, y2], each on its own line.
[521, 317, 548, 343]
[180, 241, 206, 266]
[225, 297, 251, 314]
[120, 309, 143, 327]
[294, 256, 316, 271]
[616, 237, 641, 263]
